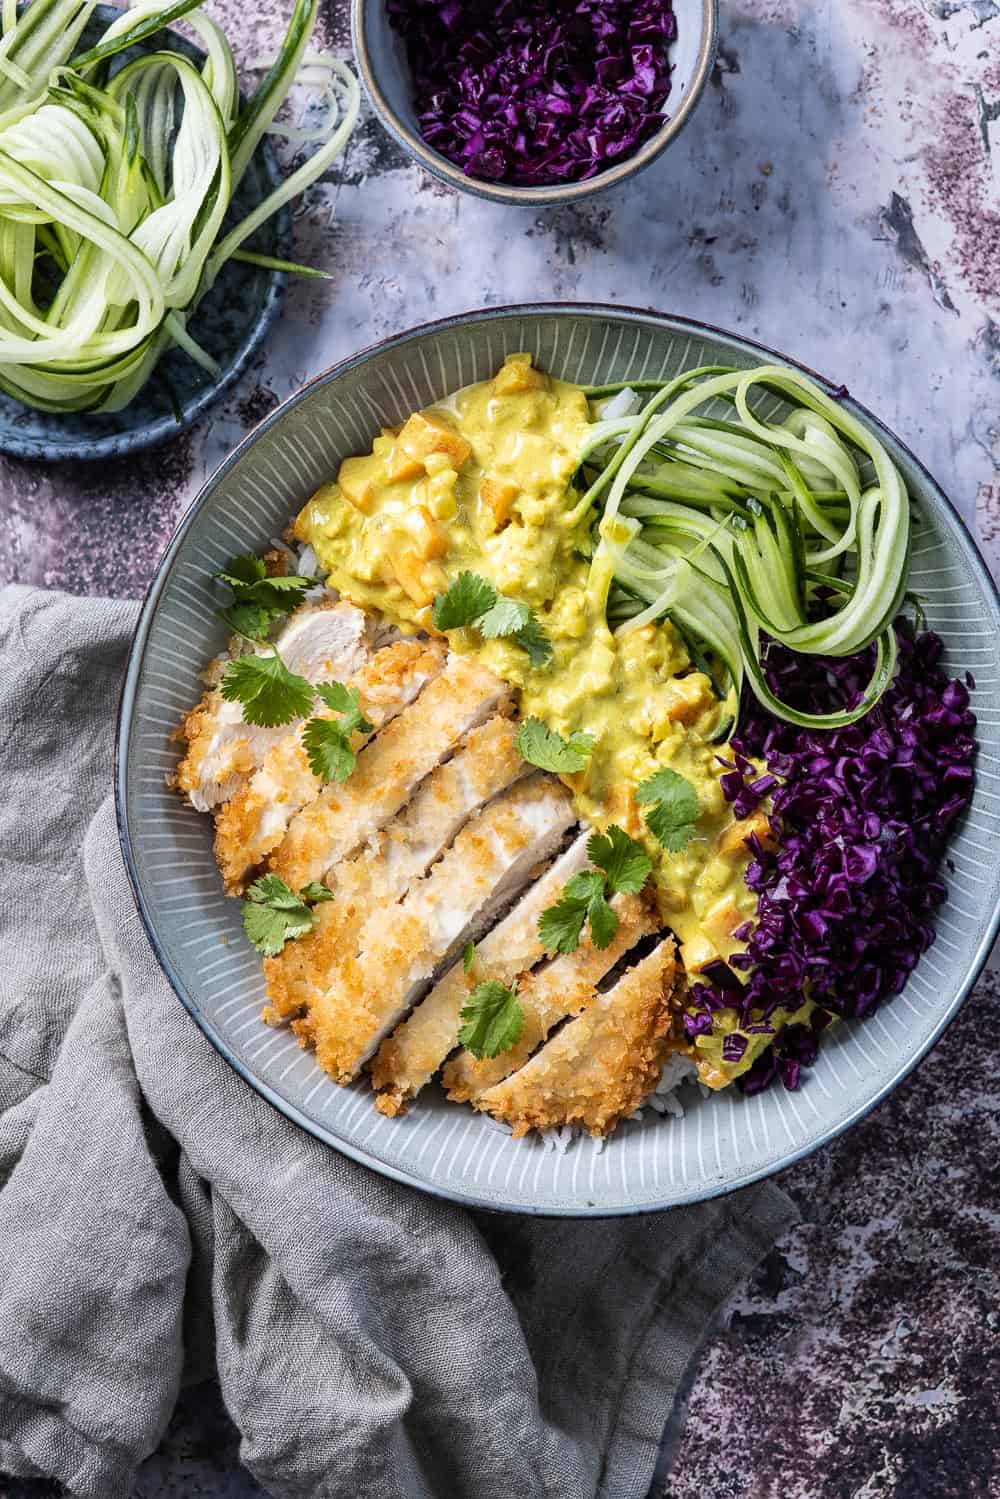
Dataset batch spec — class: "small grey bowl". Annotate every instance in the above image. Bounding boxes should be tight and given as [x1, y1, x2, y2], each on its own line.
[352, 0, 718, 207]
[0, 5, 290, 463]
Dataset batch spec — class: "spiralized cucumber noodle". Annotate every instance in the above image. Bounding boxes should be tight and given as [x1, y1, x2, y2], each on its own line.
[0, 0, 359, 413]
[579, 364, 912, 730]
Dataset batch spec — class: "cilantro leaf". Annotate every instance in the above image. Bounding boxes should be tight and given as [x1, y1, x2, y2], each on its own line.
[587, 825, 652, 895]
[429, 571, 551, 669]
[299, 882, 333, 903]
[257, 573, 318, 593]
[463, 939, 476, 973]
[220, 652, 314, 727]
[538, 846, 636, 955]
[538, 895, 589, 954]
[515, 613, 554, 668]
[241, 874, 320, 957]
[218, 554, 267, 589]
[563, 869, 607, 904]
[560, 870, 619, 950]
[242, 902, 307, 957]
[237, 578, 313, 616]
[635, 768, 701, 852]
[302, 718, 357, 782]
[458, 980, 525, 1059]
[315, 680, 358, 715]
[516, 717, 596, 774]
[432, 571, 497, 630]
[585, 888, 619, 949]
[215, 554, 317, 642]
[219, 601, 276, 642]
[478, 595, 531, 639]
[303, 680, 373, 781]
[315, 680, 373, 735]
[247, 874, 306, 909]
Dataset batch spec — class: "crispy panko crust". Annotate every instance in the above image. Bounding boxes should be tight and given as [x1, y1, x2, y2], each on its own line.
[176, 601, 370, 813]
[177, 597, 688, 1144]
[269, 655, 511, 890]
[261, 713, 525, 1028]
[474, 939, 678, 1138]
[213, 638, 444, 892]
[370, 831, 592, 1114]
[305, 777, 575, 1083]
[443, 891, 657, 1102]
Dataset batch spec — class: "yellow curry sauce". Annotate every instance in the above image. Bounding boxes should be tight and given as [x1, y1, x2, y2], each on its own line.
[296, 354, 784, 1087]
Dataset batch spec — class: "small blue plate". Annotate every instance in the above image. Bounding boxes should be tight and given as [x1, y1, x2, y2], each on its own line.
[0, 7, 290, 462]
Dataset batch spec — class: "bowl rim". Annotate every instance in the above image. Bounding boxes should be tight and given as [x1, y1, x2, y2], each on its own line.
[350, 0, 719, 206]
[116, 301, 1000, 1217]
[0, 4, 290, 463]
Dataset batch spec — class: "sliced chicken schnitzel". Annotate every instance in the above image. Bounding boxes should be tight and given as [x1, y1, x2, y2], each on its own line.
[213, 637, 445, 891]
[370, 830, 593, 1114]
[473, 939, 679, 1138]
[177, 601, 371, 812]
[177, 596, 688, 1142]
[269, 654, 511, 890]
[443, 890, 657, 1102]
[304, 776, 575, 1082]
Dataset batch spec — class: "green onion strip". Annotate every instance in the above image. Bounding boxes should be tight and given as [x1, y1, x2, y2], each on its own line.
[0, 0, 359, 412]
[580, 365, 912, 730]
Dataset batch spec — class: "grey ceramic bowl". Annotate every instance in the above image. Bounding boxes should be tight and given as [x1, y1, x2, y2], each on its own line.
[118, 304, 1000, 1217]
[352, 0, 718, 206]
[0, 7, 290, 463]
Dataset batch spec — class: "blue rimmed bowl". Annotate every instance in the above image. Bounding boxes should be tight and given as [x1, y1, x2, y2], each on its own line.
[0, 6, 290, 463]
[117, 304, 1000, 1216]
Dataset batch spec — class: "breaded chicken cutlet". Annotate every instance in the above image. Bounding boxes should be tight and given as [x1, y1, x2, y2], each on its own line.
[176, 598, 686, 1140]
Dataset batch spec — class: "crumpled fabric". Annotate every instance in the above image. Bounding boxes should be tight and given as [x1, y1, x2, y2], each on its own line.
[0, 585, 797, 1499]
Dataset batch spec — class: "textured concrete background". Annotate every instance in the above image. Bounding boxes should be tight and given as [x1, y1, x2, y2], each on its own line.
[1, 0, 999, 1495]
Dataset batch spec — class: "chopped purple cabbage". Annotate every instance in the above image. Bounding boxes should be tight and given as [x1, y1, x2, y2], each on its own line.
[690, 622, 978, 1094]
[385, 0, 676, 186]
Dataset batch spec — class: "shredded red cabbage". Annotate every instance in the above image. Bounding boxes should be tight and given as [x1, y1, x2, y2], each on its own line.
[386, 0, 676, 186]
[688, 622, 978, 1093]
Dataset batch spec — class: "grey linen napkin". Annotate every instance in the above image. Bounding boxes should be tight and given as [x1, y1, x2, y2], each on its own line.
[0, 584, 798, 1499]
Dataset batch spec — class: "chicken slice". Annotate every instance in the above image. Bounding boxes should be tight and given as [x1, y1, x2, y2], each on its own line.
[213, 637, 445, 892]
[263, 714, 527, 1026]
[304, 777, 576, 1083]
[338, 714, 528, 911]
[474, 939, 678, 1139]
[269, 655, 512, 890]
[443, 892, 657, 1102]
[176, 601, 371, 812]
[370, 830, 592, 1114]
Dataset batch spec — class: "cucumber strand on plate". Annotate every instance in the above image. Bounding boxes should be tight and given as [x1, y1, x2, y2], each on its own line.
[583, 365, 911, 730]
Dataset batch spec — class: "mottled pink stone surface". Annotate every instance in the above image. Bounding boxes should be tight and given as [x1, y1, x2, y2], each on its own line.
[2, 1, 998, 1495]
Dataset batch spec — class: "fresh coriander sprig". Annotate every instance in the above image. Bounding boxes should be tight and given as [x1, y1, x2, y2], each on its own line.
[431, 570, 552, 667]
[537, 825, 652, 954]
[302, 682, 374, 783]
[458, 980, 525, 1059]
[516, 717, 595, 774]
[215, 552, 321, 728]
[635, 768, 700, 851]
[216, 553, 317, 642]
[241, 874, 333, 957]
[220, 652, 314, 727]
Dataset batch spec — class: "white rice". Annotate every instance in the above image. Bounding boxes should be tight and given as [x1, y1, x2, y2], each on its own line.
[594, 386, 642, 420]
[538, 1055, 702, 1152]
